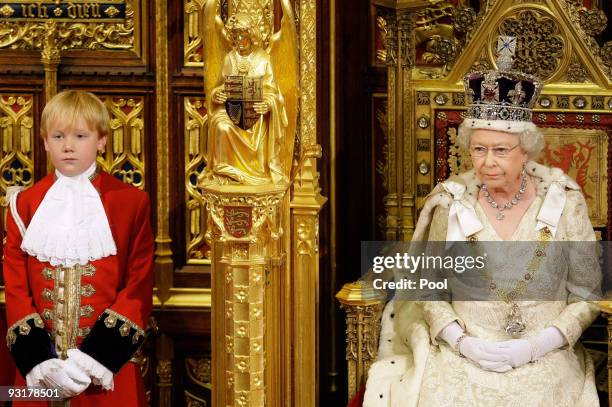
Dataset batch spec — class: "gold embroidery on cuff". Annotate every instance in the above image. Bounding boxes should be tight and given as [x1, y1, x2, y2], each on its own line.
[119, 324, 130, 337]
[78, 327, 91, 337]
[102, 309, 146, 345]
[104, 315, 118, 328]
[132, 331, 143, 345]
[6, 313, 44, 349]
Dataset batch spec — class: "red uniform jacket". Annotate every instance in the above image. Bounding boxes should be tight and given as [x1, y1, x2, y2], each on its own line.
[0, 307, 17, 387]
[4, 171, 154, 407]
[1, 218, 17, 387]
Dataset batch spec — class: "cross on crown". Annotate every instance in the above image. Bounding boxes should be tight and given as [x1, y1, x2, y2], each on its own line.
[496, 36, 516, 71]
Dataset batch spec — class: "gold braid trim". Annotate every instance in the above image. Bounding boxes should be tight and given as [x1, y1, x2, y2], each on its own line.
[102, 309, 146, 345]
[6, 313, 45, 350]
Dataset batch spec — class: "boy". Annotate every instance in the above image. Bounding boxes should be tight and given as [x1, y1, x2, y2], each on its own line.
[3, 90, 154, 406]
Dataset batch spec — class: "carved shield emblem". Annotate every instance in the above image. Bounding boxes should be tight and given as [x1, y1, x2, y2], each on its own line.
[225, 101, 261, 130]
[223, 206, 252, 238]
[224, 75, 263, 130]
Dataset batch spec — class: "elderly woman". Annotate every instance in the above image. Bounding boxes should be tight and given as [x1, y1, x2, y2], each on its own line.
[363, 42, 602, 406]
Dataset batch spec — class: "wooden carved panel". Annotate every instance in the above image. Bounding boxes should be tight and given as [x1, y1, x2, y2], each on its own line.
[0, 93, 35, 286]
[184, 97, 211, 263]
[184, 0, 206, 67]
[0, 94, 35, 193]
[98, 95, 146, 189]
[0, 0, 148, 70]
[372, 94, 388, 240]
[183, 0, 229, 68]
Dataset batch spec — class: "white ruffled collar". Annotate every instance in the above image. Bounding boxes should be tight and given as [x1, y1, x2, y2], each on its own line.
[21, 163, 117, 267]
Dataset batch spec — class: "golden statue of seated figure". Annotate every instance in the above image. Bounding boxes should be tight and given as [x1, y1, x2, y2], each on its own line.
[201, 2, 297, 186]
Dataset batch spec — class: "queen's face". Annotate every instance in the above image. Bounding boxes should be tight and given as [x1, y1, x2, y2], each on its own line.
[232, 28, 253, 56]
[469, 129, 528, 191]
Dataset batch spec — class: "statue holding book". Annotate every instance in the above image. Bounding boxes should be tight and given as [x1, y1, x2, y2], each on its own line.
[201, 2, 298, 186]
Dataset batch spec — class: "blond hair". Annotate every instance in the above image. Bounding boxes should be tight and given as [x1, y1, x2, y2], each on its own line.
[40, 90, 110, 139]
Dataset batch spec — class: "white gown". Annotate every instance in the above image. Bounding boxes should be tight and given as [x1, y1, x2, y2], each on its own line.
[363, 162, 601, 407]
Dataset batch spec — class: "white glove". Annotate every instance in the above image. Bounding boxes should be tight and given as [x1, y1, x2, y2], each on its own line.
[438, 321, 512, 373]
[489, 338, 532, 368]
[26, 358, 91, 398]
[66, 349, 114, 391]
[458, 336, 513, 373]
[437, 321, 464, 350]
[530, 326, 567, 360]
[492, 326, 567, 368]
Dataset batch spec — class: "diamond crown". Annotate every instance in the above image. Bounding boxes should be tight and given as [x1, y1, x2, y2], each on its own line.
[464, 36, 542, 123]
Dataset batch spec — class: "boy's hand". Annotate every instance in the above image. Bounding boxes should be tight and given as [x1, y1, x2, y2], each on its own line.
[66, 349, 114, 391]
[26, 358, 91, 397]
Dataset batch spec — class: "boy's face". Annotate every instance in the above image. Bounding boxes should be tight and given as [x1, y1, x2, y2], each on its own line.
[44, 118, 107, 177]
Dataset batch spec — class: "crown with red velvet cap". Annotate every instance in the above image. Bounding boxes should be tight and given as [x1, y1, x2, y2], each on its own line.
[463, 36, 543, 132]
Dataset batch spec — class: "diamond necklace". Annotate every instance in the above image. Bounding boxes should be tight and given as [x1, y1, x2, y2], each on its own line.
[481, 170, 527, 221]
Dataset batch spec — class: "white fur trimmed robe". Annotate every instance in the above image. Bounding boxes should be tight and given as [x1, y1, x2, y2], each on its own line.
[363, 161, 601, 407]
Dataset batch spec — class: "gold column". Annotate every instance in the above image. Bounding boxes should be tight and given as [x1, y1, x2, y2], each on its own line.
[155, 0, 174, 303]
[289, 0, 327, 405]
[156, 334, 174, 407]
[336, 282, 385, 400]
[373, 1, 423, 240]
[203, 184, 287, 407]
[41, 21, 60, 102]
[203, 1, 323, 404]
[398, 9, 416, 241]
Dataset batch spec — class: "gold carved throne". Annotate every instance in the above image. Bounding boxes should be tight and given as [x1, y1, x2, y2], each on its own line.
[338, 0, 612, 403]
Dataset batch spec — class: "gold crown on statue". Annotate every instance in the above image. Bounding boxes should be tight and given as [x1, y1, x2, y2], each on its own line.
[463, 37, 543, 123]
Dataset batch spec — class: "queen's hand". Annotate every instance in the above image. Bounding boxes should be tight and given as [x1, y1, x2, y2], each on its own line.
[489, 339, 533, 368]
[458, 336, 514, 373]
[488, 326, 567, 368]
[438, 321, 513, 373]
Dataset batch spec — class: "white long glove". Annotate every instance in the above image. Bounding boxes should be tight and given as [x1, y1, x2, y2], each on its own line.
[438, 321, 513, 373]
[26, 358, 91, 398]
[66, 349, 114, 391]
[492, 326, 567, 368]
